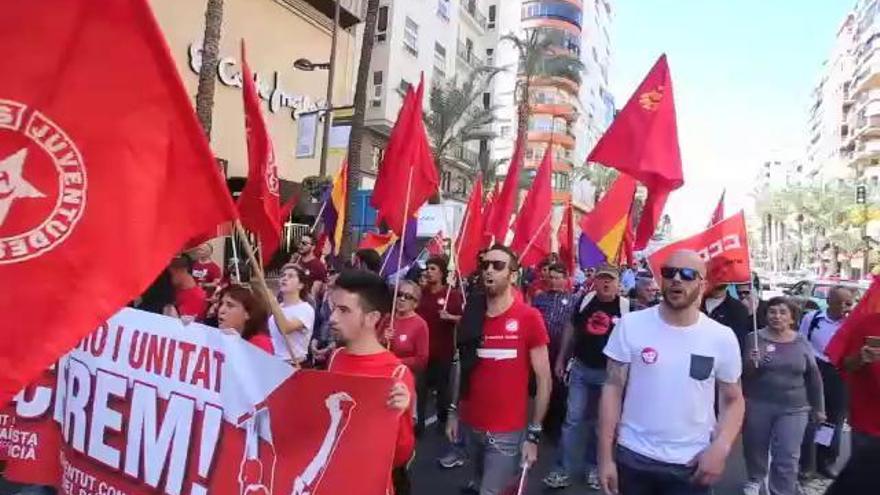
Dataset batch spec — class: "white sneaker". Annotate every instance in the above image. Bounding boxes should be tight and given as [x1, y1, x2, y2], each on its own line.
[743, 482, 761, 495]
[586, 469, 601, 491]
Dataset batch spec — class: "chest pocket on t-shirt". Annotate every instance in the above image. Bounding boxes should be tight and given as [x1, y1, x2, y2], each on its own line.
[689, 354, 714, 381]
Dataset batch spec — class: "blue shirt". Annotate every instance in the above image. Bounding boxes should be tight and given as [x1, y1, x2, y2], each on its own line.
[532, 290, 575, 359]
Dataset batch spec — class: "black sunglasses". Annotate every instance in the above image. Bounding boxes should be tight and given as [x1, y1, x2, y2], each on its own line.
[660, 266, 702, 282]
[480, 260, 508, 272]
[738, 290, 751, 297]
[398, 292, 417, 302]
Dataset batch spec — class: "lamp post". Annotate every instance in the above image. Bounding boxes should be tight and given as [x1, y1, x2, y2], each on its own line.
[293, 0, 340, 177]
[856, 183, 870, 277]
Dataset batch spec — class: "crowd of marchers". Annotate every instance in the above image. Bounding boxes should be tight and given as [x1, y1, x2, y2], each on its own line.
[123, 236, 879, 495]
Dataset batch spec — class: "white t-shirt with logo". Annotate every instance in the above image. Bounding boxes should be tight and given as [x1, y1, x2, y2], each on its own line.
[268, 301, 315, 362]
[603, 305, 742, 464]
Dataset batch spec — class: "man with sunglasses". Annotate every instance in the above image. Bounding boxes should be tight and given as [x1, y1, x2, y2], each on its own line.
[545, 266, 629, 490]
[446, 245, 552, 494]
[292, 233, 327, 297]
[598, 250, 744, 495]
[735, 283, 767, 330]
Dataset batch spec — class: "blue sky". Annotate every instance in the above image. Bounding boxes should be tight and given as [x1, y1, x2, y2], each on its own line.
[609, 0, 853, 237]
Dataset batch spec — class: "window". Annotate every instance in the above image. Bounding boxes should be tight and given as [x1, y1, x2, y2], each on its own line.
[486, 48, 494, 65]
[521, 1, 582, 28]
[371, 71, 383, 107]
[403, 17, 418, 55]
[434, 43, 447, 79]
[500, 125, 511, 137]
[398, 79, 412, 96]
[437, 0, 450, 20]
[488, 5, 497, 28]
[482, 92, 491, 110]
[370, 145, 383, 171]
[376, 6, 389, 42]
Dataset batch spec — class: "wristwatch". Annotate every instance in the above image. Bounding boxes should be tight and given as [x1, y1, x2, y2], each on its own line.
[526, 423, 543, 444]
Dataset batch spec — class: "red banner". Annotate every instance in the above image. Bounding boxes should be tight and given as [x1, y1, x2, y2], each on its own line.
[1, 309, 399, 495]
[648, 212, 751, 285]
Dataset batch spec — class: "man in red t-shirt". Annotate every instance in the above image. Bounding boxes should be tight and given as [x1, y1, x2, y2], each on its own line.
[326, 270, 415, 494]
[447, 245, 552, 494]
[292, 233, 328, 298]
[415, 256, 463, 436]
[168, 255, 207, 321]
[190, 242, 222, 295]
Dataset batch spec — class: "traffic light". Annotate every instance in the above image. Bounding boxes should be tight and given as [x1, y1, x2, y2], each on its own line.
[856, 184, 867, 205]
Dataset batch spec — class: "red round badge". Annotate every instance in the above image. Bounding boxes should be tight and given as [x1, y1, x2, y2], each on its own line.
[641, 347, 659, 364]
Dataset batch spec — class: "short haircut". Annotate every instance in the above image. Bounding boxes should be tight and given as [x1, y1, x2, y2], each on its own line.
[169, 255, 193, 274]
[548, 263, 567, 275]
[355, 248, 382, 273]
[486, 244, 520, 272]
[426, 255, 449, 275]
[766, 296, 801, 324]
[398, 279, 422, 301]
[334, 269, 392, 314]
[300, 233, 314, 243]
[830, 285, 854, 300]
[635, 276, 655, 291]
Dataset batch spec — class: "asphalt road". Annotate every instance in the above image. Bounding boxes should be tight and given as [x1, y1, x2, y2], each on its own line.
[409, 426, 749, 495]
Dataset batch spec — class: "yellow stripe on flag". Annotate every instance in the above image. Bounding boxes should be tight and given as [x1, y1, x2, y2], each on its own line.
[597, 215, 629, 265]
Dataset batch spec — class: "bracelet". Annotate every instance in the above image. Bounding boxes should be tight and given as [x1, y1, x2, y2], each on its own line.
[526, 429, 542, 444]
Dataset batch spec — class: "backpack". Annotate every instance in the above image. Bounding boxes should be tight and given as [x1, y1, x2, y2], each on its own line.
[804, 310, 824, 343]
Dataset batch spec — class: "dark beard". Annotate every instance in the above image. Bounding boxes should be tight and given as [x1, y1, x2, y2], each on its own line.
[662, 287, 701, 309]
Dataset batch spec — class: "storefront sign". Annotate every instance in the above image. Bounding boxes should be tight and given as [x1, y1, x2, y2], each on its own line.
[188, 42, 325, 119]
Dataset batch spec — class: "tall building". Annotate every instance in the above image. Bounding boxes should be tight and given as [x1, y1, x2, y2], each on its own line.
[359, 0, 613, 207]
[491, 0, 614, 204]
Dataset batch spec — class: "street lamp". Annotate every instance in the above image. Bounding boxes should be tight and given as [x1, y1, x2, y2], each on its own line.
[292, 0, 340, 178]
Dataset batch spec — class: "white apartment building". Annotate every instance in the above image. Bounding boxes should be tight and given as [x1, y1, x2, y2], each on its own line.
[359, 0, 613, 209]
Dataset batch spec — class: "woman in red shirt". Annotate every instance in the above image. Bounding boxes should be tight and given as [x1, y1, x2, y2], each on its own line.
[216, 286, 274, 354]
[389, 280, 430, 374]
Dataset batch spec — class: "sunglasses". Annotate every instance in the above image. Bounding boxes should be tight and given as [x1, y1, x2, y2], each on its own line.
[660, 266, 702, 282]
[398, 292, 417, 302]
[480, 260, 508, 272]
[738, 291, 751, 298]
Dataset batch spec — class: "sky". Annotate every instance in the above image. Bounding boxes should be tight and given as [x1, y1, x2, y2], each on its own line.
[609, 0, 854, 238]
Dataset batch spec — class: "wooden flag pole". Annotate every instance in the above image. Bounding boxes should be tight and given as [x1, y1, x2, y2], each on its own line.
[310, 198, 329, 234]
[229, 231, 242, 283]
[443, 195, 474, 312]
[233, 220, 300, 367]
[516, 210, 554, 265]
[389, 166, 416, 338]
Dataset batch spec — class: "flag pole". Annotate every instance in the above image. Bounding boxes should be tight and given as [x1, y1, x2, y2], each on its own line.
[229, 232, 242, 283]
[444, 195, 474, 311]
[311, 198, 329, 234]
[516, 210, 554, 264]
[389, 166, 416, 336]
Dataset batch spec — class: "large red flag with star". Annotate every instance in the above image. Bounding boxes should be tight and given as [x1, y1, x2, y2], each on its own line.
[0, 0, 237, 403]
[587, 54, 683, 250]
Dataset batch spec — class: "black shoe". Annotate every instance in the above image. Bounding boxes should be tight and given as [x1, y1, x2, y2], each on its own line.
[817, 466, 839, 479]
[459, 481, 479, 494]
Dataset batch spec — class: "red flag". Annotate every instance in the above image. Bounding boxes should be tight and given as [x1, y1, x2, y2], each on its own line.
[708, 190, 725, 227]
[371, 75, 438, 236]
[587, 55, 683, 250]
[358, 231, 396, 254]
[426, 231, 445, 256]
[620, 221, 635, 266]
[647, 212, 751, 286]
[486, 133, 525, 245]
[557, 200, 575, 273]
[0, 0, 237, 403]
[510, 145, 553, 268]
[825, 277, 880, 434]
[237, 41, 281, 262]
[482, 182, 499, 247]
[455, 175, 484, 276]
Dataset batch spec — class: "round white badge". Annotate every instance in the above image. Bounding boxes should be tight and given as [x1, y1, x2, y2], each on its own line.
[399, 334, 407, 342]
[438, 298, 445, 306]
[0, 99, 87, 264]
[766, 344, 776, 353]
[505, 319, 519, 333]
[561, 298, 569, 306]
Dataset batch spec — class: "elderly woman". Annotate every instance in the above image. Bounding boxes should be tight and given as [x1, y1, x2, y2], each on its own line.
[742, 297, 825, 495]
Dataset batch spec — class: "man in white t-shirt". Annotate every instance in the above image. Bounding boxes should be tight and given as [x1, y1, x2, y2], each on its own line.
[598, 250, 744, 495]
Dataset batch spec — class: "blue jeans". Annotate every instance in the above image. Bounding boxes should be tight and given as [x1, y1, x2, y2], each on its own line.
[617, 446, 711, 495]
[462, 424, 525, 495]
[556, 359, 606, 477]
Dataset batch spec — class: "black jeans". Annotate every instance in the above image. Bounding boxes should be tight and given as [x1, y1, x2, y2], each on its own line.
[392, 465, 411, 495]
[416, 359, 452, 430]
[617, 446, 712, 495]
[800, 360, 848, 474]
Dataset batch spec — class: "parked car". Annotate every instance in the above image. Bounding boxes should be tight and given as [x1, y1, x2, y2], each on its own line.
[784, 279, 868, 311]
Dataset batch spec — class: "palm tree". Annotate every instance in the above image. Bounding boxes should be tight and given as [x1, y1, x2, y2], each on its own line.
[340, 0, 380, 259]
[425, 67, 503, 170]
[195, 0, 224, 138]
[500, 29, 585, 139]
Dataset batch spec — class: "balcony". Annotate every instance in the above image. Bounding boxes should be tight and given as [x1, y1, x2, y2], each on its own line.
[528, 130, 576, 148]
[446, 142, 480, 167]
[853, 49, 880, 93]
[854, 114, 880, 140]
[299, 0, 364, 28]
[459, 0, 487, 30]
[532, 102, 577, 120]
[456, 41, 485, 68]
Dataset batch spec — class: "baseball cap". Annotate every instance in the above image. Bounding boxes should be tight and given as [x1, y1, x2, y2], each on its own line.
[594, 265, 619, 280]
